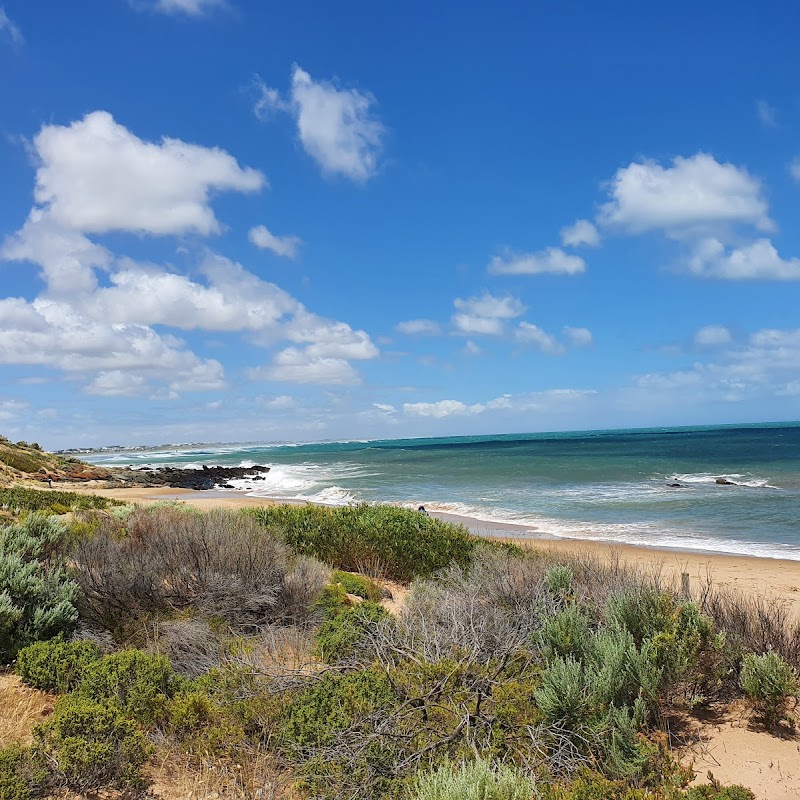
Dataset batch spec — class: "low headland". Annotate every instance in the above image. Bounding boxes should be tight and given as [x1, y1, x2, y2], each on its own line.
[1, 436, 799, 800]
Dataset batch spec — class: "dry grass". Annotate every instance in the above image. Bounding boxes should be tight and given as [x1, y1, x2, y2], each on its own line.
[0, 673, 55, 747]
[150, 743, 299, 800]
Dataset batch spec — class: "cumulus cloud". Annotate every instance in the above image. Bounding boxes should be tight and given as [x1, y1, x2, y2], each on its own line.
[395, 319, 441, 336]
[515, 322, 564, 354]
[252, 348, 361, 385]
[462, 340, 481, 356]
[694, 325, 732, 347]
[488, 247, 585, 276]
[560, 219, 600, 248]
[0, 296, 226, 395]
[248, 225, 302, 259]
[1, 112, 379, 392]
[452, 291, 525, 336]
[255, 66, 384, 183]
[30, 111, 264, 236]
[687, 238, 800, 280]
[598, 153, 772, 235]
[0, 7, 22, 44]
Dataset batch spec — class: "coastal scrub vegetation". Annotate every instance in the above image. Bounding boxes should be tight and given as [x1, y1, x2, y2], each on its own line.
[0, 500, 792, 798]
[0, 486, 122, 516]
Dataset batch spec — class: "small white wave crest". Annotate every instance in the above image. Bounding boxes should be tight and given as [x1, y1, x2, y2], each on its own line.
[668, 472, 778, 489]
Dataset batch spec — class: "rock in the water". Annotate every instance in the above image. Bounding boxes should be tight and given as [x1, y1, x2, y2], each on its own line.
[106, 464, 270, 490]
[715, 477, 736, 486]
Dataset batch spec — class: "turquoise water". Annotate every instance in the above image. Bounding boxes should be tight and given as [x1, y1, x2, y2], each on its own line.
[87, 423, 800, 560]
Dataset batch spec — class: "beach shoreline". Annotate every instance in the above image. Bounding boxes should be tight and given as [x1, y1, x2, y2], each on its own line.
[48, 481, 800, 618]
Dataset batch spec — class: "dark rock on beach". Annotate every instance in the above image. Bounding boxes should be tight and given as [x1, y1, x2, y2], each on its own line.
[106, 464, 270, 490]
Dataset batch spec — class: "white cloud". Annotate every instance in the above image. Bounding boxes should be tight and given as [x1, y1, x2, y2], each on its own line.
[264, 395, 295, 409]
[635, 326, 800, 400]
[563, 326, 593, 347]
[255, 66, 384, 183]
[687, 237, 800, 280]
[789, 158, 800, 182]
[598, 153, 772, 235]
[1, 111, 381, 394]
[756, 100, 777, 128]
[515, 322, 564, 354]
[83, 255, 301, 331]
[395, 319, 441, 336]
[31, 111, 264, 236]
[452, 291, 525, 337]
[451, 314, 503, 335]
[2, 212, 111, 297]
[136, 0, 226, 15]
[373, 403, 396, 414]
[253, 347, 361, 385]
[86, 371, 148, 397]
[560, 219, 600, 248]
[453, 292, 525, 319]
[462, 340, 481, 356]
[248, 225, 301, 259]
[403, 400, 474, 418]
[403, 389, 596, 419]
[0, 296, 226, 393]
[694, 325, 732, 347]
[0, 7, 22, 44]
[488, 247, 585, 276]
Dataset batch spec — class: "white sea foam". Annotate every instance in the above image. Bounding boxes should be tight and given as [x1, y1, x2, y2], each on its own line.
[667, 472, 778, 489]
[423, 501, 800, 561]
[308, 486, 359, 505]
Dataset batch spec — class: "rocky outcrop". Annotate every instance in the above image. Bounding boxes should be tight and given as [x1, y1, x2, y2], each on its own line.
[106, 464, 270, 490]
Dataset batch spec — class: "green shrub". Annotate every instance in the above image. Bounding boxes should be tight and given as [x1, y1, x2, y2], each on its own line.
[587, 629, 660, 714]
[534, 656, 591, 733]
[0, 744, 48, 800]
[282, 667, 397, 748]
[739, 651, 798, 725]
[539, 604, 592, 661]
[167, 687, 247, 756]
[685, 784, 755, 799]
[78, 649, 182, 727]
[16, 637, 102, 693]
[410, 757, 536, 800]
[0, 488, 120, 515]
[251, 503, 476, 581]
[540, 772, 651, 799]
[315, 600, 388, 663]
[332, 569, 381, 601]
[33, 694, 152, 794]
[545, 565, 574, 597]
[0, 515, 80, 661]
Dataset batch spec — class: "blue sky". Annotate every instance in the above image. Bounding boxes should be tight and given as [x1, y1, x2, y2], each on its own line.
[1, 0, 799, 449]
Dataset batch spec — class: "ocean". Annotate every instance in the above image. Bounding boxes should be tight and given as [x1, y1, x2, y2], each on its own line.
[85, 422, 800, 560]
